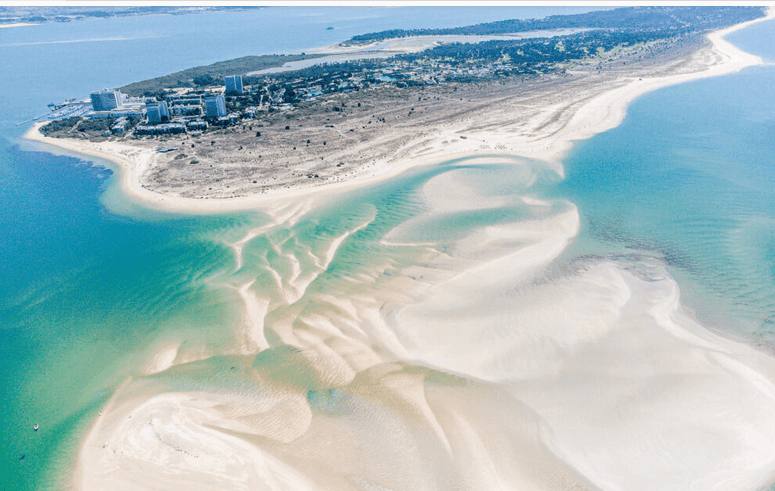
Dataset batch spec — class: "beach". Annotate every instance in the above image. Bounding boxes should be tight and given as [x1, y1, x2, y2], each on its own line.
[22, 10, 775, 491]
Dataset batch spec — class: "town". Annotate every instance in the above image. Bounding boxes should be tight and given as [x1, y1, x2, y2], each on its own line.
[38, 6, 764, 148]
[41, 74, 251, 141]
[39, 28, 680, 142]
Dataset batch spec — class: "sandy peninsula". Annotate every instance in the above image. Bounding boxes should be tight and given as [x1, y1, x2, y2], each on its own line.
[25, 10, 771, 216]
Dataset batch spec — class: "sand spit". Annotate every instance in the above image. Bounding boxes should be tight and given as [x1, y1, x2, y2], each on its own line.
[59, 13, 775, 491]
[25, 11, 773, 215]
[247, 28, 592, 76]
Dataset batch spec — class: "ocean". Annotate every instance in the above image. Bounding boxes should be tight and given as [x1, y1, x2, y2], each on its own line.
[1, 7, 774, 490]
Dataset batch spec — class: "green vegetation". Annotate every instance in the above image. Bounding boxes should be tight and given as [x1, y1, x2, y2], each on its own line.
[76, 117, 114, 135]
[398, 28, 673, 72]
[246, 27, 681, 95]
[39, 117, 80, 136]
[238, 7, 767, 106]
[40, 115, 139, 138]
[344, 6, 765, 45]
[120, 53, 327, 96]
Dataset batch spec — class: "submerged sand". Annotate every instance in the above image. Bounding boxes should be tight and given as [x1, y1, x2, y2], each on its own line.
[73, 164, 775, 491]
[24, 11, 775, 491]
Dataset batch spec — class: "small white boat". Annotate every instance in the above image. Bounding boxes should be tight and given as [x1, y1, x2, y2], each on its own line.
[33, 423, 39, 431]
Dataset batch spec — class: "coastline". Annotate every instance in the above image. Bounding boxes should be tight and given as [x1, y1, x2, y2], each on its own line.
[63, 11, 775, 491]
[23, 10, 773, 217]
[23, 121, 459, 217]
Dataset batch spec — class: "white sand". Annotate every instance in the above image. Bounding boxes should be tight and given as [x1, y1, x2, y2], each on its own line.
[62, 13, 775, 491]
[389, 174, 775, 489]
[74, 157, 775, 490]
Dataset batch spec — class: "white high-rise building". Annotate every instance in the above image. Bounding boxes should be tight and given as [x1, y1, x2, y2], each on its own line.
[224, 75, 243, 94]
[90, 89, 130, 112]
[146, 101, 170, 124]
[204, 95, 226, 118]
[90, 89, 120, 111]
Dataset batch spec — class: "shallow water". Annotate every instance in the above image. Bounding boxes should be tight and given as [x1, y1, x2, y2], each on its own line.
[2, 7, 775, 490]
[1, 7, 610, 489]
[557, 62, 775, 342]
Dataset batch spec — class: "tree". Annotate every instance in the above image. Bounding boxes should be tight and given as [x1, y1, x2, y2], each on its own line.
[282, 85, 297, 104]
[193, 74, 216, 87]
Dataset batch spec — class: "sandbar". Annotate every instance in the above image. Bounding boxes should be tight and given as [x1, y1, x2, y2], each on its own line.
[26, 10, 775, 490]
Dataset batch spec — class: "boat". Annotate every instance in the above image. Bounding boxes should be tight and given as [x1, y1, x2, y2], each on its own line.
[33, 423, 39, 431]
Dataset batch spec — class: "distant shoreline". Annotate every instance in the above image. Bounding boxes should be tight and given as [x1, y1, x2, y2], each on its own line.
[24, 10, 773, 217]
[0, 22, 39, 28]
[245, 28, 595, 77]
[0, 6, 259, 28]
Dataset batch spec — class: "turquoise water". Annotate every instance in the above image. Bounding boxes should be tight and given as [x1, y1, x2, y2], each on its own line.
[0, 144, 263, 488]
[0, 8, 604, 489]
[557, 59, 775, 341]
[726, 16, 775, 61]
[1, 7, 774, 490]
